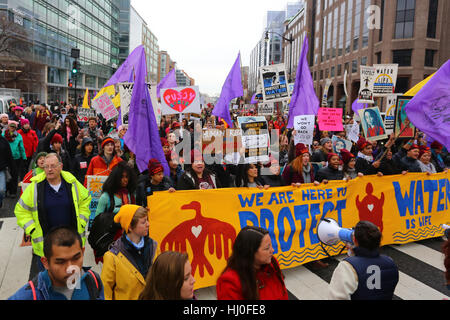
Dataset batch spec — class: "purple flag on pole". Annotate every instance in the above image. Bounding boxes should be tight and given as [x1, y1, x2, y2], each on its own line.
[288, 36, 320, 128]
[212, 53, 243, 127]
[122, 46, 169, 174]
[157, 68, 177, 98]
[405, 59, 450, 150]
[352, 99, 368, 114]
[250, 93, 258, 104]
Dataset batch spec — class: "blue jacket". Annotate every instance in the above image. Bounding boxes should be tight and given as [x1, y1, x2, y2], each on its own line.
[8, 267, 104, 300]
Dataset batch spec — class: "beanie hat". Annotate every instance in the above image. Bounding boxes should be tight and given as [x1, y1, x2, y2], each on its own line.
[148, 158, 164, 176]
[327, 152, 339, 163]
[113, 205, 143, 233]
[8, 120, 17, 127]
[320, 137, 331, 146]
[295, 143, 309, 158]
[419, 146, 431, 159]
[430, 141, 443, 150]
[50, 133, 63, 145]
[0, 113, 8, 120]
[20, 118, 29, 127]
[101, 137, 115, 149]
[409, 144, 420, 151]
[340, 149, 355, 165]
[35, 152, 48, 161]
[357, 137, 371, 151]
[160, 137, 169, 147]
[14, 106, 24, 112]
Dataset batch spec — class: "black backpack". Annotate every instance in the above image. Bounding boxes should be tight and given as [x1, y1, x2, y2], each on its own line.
[88, 193, 121, 258]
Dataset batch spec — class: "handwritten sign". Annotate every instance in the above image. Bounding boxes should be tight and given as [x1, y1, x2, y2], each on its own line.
[92, 93, 118, 121]
[293, 115, 315, 146]
[345, 122, 360, 143]
[160, 86, 201, 115]
[77, 108, 96, 123]
[318, 108, 343, 131]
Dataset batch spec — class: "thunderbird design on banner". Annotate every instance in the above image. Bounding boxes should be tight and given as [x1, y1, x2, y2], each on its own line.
[148, 172, 449, 289]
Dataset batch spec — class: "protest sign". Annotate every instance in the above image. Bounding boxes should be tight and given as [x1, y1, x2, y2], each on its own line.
[322, 79, 332, 107]
[395, 96, 416, 139]
[358, 106, 388, 141]
[385, 94, 401, 135]
[373, 64, 398, 96]
[148, 172, 450, 289]
[293, 115, 315, 146]
[358, 66, 376, 104]
[258, 102, 275, 116]
[92, 93, 118, 121]
[118, 82, 160, 125]
[260, 64, 291, 103]
[237, 116, 269, 163]
[77, 108, 96, 123]
[86, 175, 108, 227]
[318, 107, 343, 131]
[332, 135, 353, 155]
[160, 86, 201, 116]
[345, 122, 360, 143]
[202, 129, 242, 154]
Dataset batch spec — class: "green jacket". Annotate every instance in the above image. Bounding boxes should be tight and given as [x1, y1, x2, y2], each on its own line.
[2, 131, 26, 160]
[14, 171, 91, 257]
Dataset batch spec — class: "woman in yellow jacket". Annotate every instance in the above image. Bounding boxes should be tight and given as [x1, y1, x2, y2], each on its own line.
[101, 205, 157, 300]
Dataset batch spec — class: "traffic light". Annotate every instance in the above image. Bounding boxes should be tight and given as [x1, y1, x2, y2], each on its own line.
[68, 78, 73, 88]
[72, 61, 79, 75]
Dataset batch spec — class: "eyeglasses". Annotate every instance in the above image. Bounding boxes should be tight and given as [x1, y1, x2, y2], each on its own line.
[44, 164, 61, 170]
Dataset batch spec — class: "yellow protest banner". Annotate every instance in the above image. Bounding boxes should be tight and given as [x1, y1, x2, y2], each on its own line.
[148, 172, 449, 289]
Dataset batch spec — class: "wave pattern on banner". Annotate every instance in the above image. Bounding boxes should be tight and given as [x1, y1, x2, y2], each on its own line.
[276, 244, 346, 267]
[392, 225, 444, 242]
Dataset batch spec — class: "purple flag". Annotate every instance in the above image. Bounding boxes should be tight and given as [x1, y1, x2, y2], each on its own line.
[405, 59, 450, 150]
[212, 53, 243, 127]
[250, 93, 258, 104]
[122, 46, 169, 174]
[352, 99, 368, 114]
[157, 68, 177, 98]
[287, 37, 320, 128]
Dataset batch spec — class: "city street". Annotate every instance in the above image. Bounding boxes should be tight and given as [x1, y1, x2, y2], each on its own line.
[0, 195, 448, 300]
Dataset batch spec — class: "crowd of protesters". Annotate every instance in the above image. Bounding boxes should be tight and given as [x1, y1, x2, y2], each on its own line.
[3, 99, 449, 300]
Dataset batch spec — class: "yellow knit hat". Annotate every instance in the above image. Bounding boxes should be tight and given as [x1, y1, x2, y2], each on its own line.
[114, 205, 142, 233]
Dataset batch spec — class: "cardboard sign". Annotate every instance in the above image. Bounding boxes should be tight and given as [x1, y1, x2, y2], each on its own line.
[118, 82, 160, 125]
[358, 106, 388, 141]
[86, 175, 108, 227]
[358, 66, 376, 104]
[258, 102, 275, 116]
[92, 93, 118, 121]
[260, 64, 291, 103]
[373, 64, 398, 97]
[160, 86, 201, 116]
[76, 108, 96, 123]
[318, 107, 343, 131]
[293, 115, 315, 146]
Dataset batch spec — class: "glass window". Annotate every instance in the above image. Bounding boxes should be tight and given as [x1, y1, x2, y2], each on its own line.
[353, 0, 361, 51]
[427, 0, 438, 38]
[395, 0, 415, 39]
[346, 0, 353, 54]
[352, 59, 358, 73]
[393, 49, 412, 66]
[425, 49, 436, 67]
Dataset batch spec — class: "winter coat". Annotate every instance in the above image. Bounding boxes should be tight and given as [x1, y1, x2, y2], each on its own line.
[399, 156, 422, 173]
[84, 155, 123, 185]
[8, 268, 104, 300]
[136, 174, 173, 208]
[216, 258, 288, 300]
[282, 164, 315, 185]
[315, 165, 344, 182]
[355, 157, 378, 176]
[177, 170, 221, 190]
[18, 128, 39, 158]
[0, 135, 13, 171]
[33, 109, 52, 132]
[72, 137, 96, 184]
[2, 131, 26, 160]
[101, 234, 157, 300]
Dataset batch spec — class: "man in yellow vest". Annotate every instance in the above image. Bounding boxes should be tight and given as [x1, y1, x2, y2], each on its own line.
[15, 153, 91, 280]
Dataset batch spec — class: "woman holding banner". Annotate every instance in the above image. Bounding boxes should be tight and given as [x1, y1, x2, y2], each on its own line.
[235, 163, 269, 189]
[282, 143, 316, 186]
[177, 149, 221, 190]
[216, 226, 288, 300]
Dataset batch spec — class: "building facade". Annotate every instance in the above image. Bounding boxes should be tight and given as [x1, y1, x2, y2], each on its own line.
[157, 50, 176, 83]
[285, 0, 450, 114]
[0, 0, 121, 105]
[176, 69, 194, 87]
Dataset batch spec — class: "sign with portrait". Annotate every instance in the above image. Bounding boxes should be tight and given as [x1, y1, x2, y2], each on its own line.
[395, 96, 416, 139]
[259, 64, 291, 103]
[331, 135, 353, 155]
[358, 106, 388, 141]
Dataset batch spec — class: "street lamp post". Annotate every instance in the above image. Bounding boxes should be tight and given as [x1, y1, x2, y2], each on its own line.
[265, 31, 294, 83]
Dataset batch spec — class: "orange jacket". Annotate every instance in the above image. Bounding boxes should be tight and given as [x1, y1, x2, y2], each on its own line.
[84, 155, 123, 186]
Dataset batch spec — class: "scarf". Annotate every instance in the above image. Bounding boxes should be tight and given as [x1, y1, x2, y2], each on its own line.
[302, 163, 312, 184]
[357, 152, 373, 162]
[66, 126, 72, 142]
[116, 188, 130, 206]
[4, 130, 17, 142]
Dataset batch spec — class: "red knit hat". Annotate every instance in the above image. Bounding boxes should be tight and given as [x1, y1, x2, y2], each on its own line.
[357, 137, 371, 151]
[419, 146, 431, 159]
[295, 143, 309, 158]
[327, 152, 339, 163]
[430, 141, 443, 150]
[20, 118, 29, 127]
[340, 149, 355, 165]
[148, 159, 164, 176]
[409, 144, 420, 151]
[50, 133, 63, 145]
[160, 137, 169, 147]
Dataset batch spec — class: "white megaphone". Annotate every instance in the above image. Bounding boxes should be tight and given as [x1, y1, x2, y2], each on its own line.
[317, 218, 354, 246]
[443, 224, 450, 238]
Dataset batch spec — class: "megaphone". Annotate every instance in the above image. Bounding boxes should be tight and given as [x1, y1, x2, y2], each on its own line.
[443, 224, 450, 238]
[317, 218, 354, 246]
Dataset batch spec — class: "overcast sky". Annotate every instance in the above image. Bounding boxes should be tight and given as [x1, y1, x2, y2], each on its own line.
[131, 0, 291, 96]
